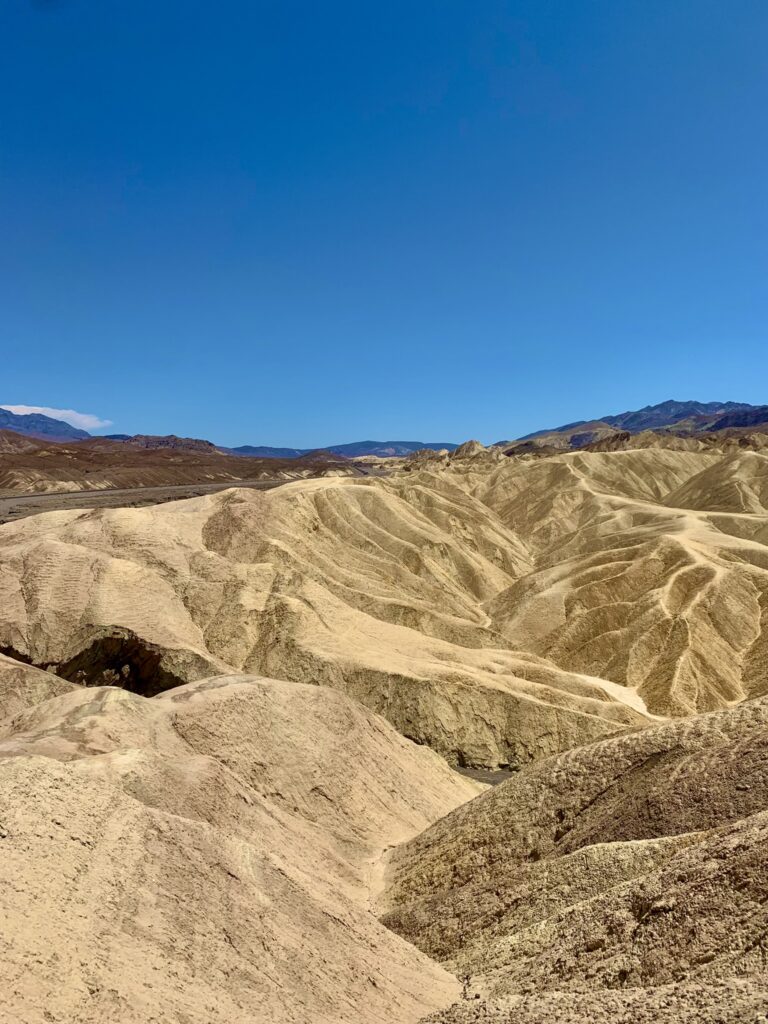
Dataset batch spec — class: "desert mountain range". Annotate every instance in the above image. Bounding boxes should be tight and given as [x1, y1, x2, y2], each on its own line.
[0, 406, 90, 441]
[0, 405, 458, 458]
[0, 430, 360, 497]
[5, 397, 768, 467]
[231, 440, 461, 458]
[1, 404, 768, 1021]
[498, 399, 768, 452]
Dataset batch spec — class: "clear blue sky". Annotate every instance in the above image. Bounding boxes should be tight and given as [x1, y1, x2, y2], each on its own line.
[1, 1, 766, 446]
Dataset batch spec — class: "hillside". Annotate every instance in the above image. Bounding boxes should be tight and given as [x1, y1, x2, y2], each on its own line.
[0, 433, 356, 495]
[0, 666, 479, 1023]
[1, 441, 768, 759]
[385, 696, 768, 1022]
[499, 400, 767, 451]
[2, 437, 768, 1021]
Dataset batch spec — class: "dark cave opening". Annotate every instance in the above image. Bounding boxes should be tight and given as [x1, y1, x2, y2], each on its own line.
[1, 632, 186, 697]
[53, 633, 186, 697]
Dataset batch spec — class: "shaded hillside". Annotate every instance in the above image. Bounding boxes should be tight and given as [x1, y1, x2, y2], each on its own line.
[709, 404, 768, 430]
[385, 697, 768, 1022]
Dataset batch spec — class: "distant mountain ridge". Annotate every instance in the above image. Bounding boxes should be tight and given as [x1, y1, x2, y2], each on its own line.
[518, 400, 757, 441]
[4, 399, 765, 459]
[0, 408, 89, 441]
[231, 445, 307, 458]
[231, 440, 458, 458]
[610, 400, 755, 430]
[100, 438, 459, 458]
[496, 400, 768, 452]
[708, 405, 768, 430]
[0, 411, 458, 458]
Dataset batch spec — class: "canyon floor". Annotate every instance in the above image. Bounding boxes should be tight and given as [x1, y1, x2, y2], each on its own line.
[1, 439, 767, 1021]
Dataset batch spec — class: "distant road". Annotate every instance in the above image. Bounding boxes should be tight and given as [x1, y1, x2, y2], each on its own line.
[0, 478, 291, 525]
[0, 464, 388, 526]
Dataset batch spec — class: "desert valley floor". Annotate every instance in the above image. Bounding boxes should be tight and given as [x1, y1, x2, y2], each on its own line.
[2, 439, 768, 1022]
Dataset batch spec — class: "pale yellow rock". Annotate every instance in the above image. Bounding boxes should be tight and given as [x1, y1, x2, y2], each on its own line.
[1, 444, 768, 1023]
[0, 674, 480, 1024]
[0, 652, 76, 722]
[0, 473, 655, 768]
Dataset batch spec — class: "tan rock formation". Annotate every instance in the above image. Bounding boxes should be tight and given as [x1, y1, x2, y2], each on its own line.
[0, 673, 479, 1024]
[2, 442, 768, 1022]
[384, 698, 768, 1021]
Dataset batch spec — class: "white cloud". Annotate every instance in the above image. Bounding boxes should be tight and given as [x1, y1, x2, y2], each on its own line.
[0, 405, 113, 431]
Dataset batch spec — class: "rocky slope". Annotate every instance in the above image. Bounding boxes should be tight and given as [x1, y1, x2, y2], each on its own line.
[2, 436, 768, 1021]
[0, 669, 479, 1024]
[0, 463, 654, 769]
[384, 696, 768, 1022]
[0, 433, 356, 494]
[1, 442, 767, 763]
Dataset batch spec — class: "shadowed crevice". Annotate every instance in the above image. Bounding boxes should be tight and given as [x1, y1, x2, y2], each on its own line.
[1, 630, 191, 697]
[51, 629, 187, 697]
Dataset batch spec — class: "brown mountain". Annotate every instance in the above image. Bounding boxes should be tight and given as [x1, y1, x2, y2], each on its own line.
[0, 432, 355, 495]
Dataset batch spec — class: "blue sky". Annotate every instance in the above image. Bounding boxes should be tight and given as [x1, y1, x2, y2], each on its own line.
[1, 1, 766, 446]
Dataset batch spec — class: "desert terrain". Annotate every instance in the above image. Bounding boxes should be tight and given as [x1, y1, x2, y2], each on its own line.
[0, 431, 360, 498]
[1, 423, 768, 1021]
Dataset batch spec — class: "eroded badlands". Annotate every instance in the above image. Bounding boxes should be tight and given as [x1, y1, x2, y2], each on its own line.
[2, 442, 768, 1021]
